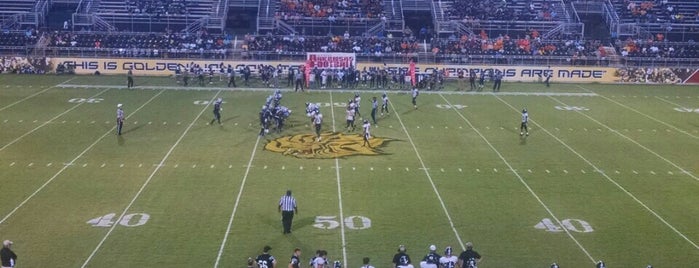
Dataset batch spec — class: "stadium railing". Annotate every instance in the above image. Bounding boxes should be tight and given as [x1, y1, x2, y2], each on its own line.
[0, 46, 694, 68]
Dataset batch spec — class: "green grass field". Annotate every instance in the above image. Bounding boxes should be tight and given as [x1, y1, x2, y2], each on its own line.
[0, 74, 698, 268]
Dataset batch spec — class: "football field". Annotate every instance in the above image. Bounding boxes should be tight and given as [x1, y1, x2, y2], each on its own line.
[0, 74, 698, 268]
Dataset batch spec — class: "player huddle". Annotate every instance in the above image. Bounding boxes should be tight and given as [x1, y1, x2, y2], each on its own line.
[259, 89, 292, 136]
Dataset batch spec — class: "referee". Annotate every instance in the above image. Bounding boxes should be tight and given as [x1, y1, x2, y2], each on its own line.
[279, 190, 298, 234]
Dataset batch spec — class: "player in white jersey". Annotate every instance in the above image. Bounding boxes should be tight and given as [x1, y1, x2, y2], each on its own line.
[439, 246, 457, 268]
[346, 107, 356, 132]
[362, 119, 371, 147]
[116, 103, 125, 135]
[520, 108, 529, 136]
[313, 113, 323, 141]
[381, 93, 389, 116]
[353, 93, 361, 117]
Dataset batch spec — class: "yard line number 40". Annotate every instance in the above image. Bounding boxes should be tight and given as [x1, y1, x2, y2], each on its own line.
[535, 218, 594, 233]
[87, 213, 150, 228]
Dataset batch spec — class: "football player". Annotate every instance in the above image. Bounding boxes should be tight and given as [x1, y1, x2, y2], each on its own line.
[419, 245, 440, 268]
[411, 87, 419, 109]
[313, 112, 323, 141]
[439, 247, 457, 268]
[345, 105, 356, 132]
[520, 108, 529, 136]
[393, 245, 414, 268]
[255, 246, 277, 268]
[353, 93, 361, 117]
[381, 93, 389, 116]
[210, 98, 223, 125]
[362, 119, 371, 148]
[371, 97, 378, 125]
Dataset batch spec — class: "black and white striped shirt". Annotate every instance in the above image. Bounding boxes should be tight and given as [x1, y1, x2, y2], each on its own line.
[279, 195, 296, 211]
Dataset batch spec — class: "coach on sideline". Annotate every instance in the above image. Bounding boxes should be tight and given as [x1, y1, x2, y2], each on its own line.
[279, 190, 298, 234]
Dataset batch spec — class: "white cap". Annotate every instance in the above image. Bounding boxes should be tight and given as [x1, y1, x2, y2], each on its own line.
[429, 245, 436, 251]
[3, 240, 12, 247]
[117, 103, 123, 108]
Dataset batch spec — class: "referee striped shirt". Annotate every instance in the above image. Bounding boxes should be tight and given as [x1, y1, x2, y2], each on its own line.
[279, 195, 296, 211]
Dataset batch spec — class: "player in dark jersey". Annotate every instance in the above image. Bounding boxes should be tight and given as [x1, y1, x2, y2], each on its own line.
[210, 98, 223, 125]
[457, 242, 481, 268]
[256, 246, 277, 268]
[371, 97, 378, 125]
[393, 245, 414, 268]
[127, 68, 134, 89]
[289, 248, 301, 268]
[419, 245, 440, 268]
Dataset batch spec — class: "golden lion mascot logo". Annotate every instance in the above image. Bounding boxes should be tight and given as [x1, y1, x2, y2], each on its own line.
[265, 132, 392, 159]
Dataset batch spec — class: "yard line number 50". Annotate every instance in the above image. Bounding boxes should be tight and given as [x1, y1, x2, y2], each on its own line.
[313, 216, 371, 230]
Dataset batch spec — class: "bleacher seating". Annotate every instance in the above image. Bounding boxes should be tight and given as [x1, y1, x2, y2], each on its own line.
[271, 0, 387, 36]
[0, 0, 38, 28]
[81, 0, 217, 32]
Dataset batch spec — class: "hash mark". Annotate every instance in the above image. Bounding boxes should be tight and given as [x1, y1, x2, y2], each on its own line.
[264, 165, 267, 169]
[370, 167, 374, 171]
[82, 163, 87, 167]
[211, 165, 215, 169]
[46, 163, 52, 167]
[18, 120, 23, 123]
[192, 164, 197, 168]
[668, 171, 674, 175]
[282, 166, 285, 170]
[632, 170, 638, 174]
[174, 164, 179, 168]
[100, 163, 106, 168]
[138, 163, 143, 168]
[317, 166, 321, 170]
[300, 166, 304, 170]
[581, 169, 586, 174]
[440, 168, 445, 172]
[476, 168, 480, 172]
[650, 171, 656, 175]
[229, 165, 233, 169]
[615, 170, 620, 174]
[405, 167, 409, 171]
[528, 169, 532, 173]
[33, 120, 37, 123]
[493, 168, 498, 173]
[545, 169, 550, 174]
[148, 122, 152, 125]
[120, 164, 124, 168]
[458, 168, 462, 172]
[563, 169, 568, 174]
[352, 167, 356, 170]
[388, 167, 392, 171]
[28, 163, 34, 167]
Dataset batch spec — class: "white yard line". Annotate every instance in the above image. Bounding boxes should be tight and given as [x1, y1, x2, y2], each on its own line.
[0, 88, 111, 152]
[576, 85, 697, 139]
[547, 96, 699, 182]
[0, 89, 166, 226]
[492, 95, 699, 251]
[328, 91, 349, 267]
[0, 77, 77, 112]
[213, 135, 261, 268]
[654, 95, 695, 110]
[81, 90, 222, 267]
[387, 99, 467, 251]
[438, 94, 595, 262]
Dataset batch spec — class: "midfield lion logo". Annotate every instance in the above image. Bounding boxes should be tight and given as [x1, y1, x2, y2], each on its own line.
[265, 132, 392, 159]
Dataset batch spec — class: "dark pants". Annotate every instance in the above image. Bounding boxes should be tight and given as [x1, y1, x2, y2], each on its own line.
[127, 77, 134, 88]
[228, 76, 236, 87]
[371, 108, 377, 124]
[211, 111, 221, 125]
[493, 80, 501, 91]
[295, 79, 304, 92]
[282, 211, 294, 233]
[117, 119, 123, 135]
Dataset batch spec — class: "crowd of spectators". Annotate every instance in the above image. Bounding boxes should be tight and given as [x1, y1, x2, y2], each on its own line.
[616, 35, 699, 58]
[0, 29, 40, 47]
[48, 29, 233, 58]
[446, 0, 560, 22]
[241, 33, 419, 55]
[621, 0, 699, 24]
[124, 0, 189, 15]
[277, 0, 385, 22]
[429, 29, 603, 58]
